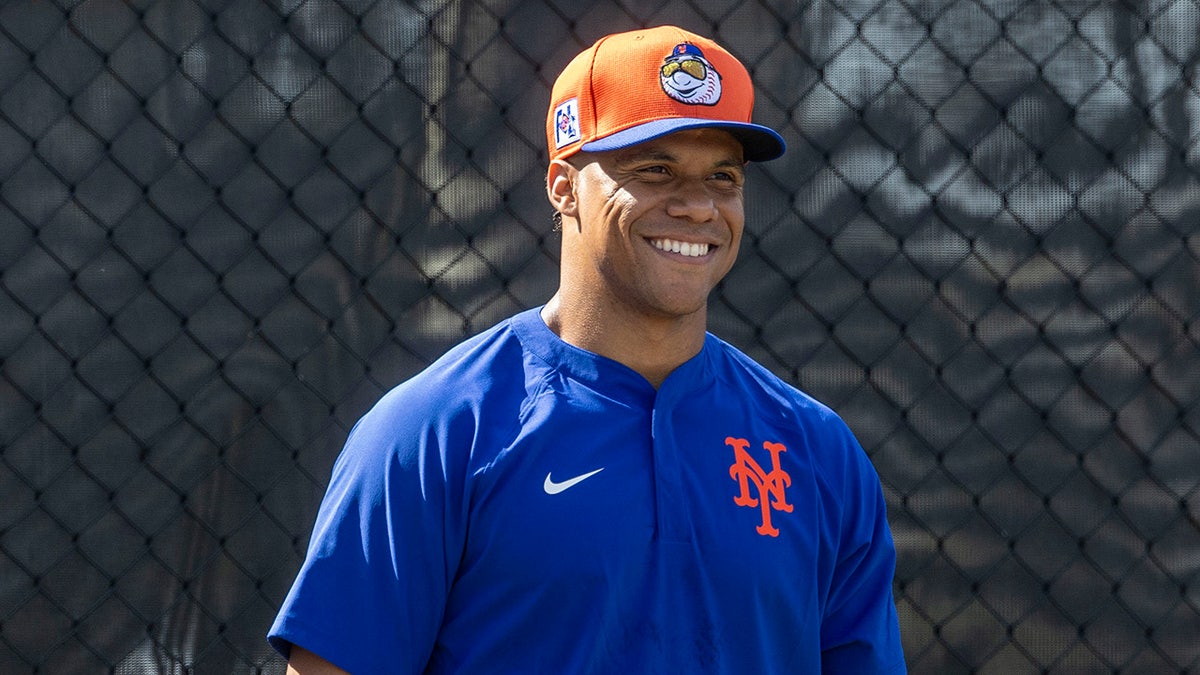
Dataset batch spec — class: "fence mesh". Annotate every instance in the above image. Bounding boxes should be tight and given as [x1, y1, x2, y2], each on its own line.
[1, 0, 1198, 672]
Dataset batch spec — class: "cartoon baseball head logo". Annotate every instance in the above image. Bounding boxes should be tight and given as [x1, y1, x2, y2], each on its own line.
[660, 43, 722, 106]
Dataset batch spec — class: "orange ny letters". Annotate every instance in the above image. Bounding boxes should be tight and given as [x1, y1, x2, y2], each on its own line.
[727, 437, 793, 537]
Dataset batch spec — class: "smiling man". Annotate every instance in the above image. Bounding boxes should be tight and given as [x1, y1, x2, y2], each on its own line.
[269, 26, 906, 674]
[543, 127, 747, 387]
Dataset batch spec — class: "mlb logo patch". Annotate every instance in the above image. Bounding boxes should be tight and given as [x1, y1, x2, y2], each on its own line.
[554, 98, 581, 149]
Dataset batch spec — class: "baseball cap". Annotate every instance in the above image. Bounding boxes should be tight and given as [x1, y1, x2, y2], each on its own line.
[546, 26, 786, 163]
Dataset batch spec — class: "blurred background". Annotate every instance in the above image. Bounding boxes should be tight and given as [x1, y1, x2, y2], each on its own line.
[1, 0, 1197, 672]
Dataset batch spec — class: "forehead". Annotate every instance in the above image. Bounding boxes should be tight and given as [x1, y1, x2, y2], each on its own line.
[610, 128, 745, 165]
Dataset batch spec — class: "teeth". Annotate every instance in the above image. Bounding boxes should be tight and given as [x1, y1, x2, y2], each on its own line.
[652, 238, 710, 258]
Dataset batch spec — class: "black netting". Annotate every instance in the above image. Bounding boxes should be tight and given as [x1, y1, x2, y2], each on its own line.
[1, 0, 1198, 672]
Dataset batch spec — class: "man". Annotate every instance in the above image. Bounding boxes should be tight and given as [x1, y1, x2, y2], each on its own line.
[270, 25, 906, 674]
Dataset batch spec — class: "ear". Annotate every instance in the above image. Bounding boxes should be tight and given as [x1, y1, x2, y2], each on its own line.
[546, 159, 579, 219]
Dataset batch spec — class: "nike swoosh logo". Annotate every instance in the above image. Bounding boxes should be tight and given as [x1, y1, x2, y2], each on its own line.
[543, 468, 604, 495]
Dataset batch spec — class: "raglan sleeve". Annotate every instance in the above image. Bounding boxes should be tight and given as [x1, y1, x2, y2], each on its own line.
[819, 417, 907, 674]
[267, 384, 467, 674]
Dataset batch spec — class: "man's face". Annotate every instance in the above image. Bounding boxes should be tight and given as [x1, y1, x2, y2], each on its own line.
[559, 128, 746, 322]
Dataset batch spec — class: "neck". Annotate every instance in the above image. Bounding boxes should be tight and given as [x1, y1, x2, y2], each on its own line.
[540, 293, 707, 388]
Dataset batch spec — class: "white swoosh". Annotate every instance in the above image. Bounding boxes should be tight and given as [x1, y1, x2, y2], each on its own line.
[543, 468, 604, 495]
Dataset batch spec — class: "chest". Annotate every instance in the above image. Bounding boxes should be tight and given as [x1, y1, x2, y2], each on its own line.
[458, 387, 828, 599]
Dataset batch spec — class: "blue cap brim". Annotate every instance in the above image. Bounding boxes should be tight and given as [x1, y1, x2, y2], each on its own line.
[581, 118, 786, 162]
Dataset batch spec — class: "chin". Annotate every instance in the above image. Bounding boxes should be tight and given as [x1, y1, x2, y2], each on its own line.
[638, 295, 710, 321]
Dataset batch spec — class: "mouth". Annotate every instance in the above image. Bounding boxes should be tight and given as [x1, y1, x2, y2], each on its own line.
[649, 237, 712, 258]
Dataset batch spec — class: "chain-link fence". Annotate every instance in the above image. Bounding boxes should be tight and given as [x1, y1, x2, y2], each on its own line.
[1, 0, 1197, 672]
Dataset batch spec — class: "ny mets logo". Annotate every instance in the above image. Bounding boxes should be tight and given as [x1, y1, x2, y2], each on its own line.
[727, 437, 793, 537]
[553, 98, 581, 148]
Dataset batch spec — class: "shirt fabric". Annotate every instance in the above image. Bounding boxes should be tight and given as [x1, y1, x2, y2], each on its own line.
[268, 307, 906, 674]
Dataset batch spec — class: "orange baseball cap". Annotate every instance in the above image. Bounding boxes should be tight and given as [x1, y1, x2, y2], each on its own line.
[547, 26, 785, 162]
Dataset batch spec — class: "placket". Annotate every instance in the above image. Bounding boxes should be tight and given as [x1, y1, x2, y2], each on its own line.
[649, 364, 707, 544]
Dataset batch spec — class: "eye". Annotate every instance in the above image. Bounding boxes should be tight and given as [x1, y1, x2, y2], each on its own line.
[661, 59, 707, 80]
[637, 164, 671, 177]
[710, 169, 743, 185]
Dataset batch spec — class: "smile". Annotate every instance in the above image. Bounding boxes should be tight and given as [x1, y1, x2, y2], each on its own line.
[650, 237, 711, 258]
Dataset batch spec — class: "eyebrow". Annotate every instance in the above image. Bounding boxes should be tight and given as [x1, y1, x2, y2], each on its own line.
[616, 148, 676, 163]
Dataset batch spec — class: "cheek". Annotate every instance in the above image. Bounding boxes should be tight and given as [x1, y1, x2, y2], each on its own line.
[723, 202, 745, 240]
[592, 190, 638, 237]
[572, 170, 622, 222]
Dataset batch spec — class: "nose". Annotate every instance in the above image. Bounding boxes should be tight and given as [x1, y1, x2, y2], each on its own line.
[665, 180, 718, 223]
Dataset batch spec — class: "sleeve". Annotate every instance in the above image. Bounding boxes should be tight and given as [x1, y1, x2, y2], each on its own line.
[819, 420, 907, 674]
[267, 385, 468, 674]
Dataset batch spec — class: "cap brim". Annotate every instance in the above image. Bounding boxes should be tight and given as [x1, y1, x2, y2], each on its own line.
[580, 118, 786, 162]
